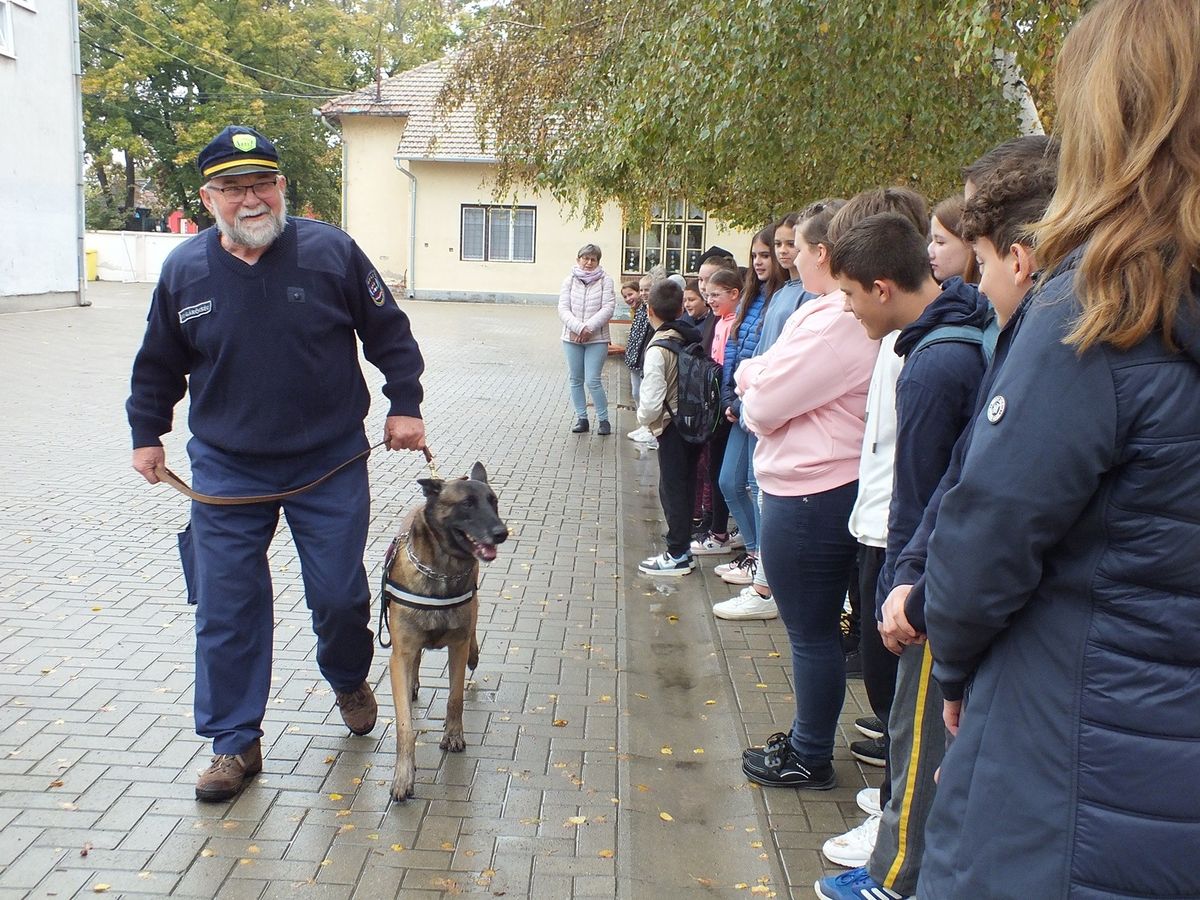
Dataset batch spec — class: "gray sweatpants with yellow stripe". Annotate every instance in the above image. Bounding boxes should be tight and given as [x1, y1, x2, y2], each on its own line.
[867, 641, 946, 895]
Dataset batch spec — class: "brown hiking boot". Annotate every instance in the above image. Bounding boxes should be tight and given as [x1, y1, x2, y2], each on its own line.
[195, 740, 262, 802]
[335, 681, 378, 735]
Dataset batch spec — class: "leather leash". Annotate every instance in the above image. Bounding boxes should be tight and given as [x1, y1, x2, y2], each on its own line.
[154, 443, 443, 506]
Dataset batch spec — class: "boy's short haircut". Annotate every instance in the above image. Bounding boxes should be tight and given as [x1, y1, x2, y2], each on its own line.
[961, 162, 1059, 256]
[827, 187, 929, 245]
[649, 279, 684, 321]
[684, 276, 700, 294]
[963, 135, 1058, 189]
[830, 213, 933, 294]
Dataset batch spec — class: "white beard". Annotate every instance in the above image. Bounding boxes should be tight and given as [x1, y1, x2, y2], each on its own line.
[214, 193, 288, 249]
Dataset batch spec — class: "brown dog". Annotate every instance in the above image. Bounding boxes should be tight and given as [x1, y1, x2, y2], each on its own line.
[384, 462, 507, 802]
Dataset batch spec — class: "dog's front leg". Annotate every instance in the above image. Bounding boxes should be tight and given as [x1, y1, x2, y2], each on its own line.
[440, 638, 468, 752]
[389, 643, 417, 801]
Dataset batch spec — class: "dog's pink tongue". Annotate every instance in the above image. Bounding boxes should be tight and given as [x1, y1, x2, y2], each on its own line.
[474, 542, 498, 562]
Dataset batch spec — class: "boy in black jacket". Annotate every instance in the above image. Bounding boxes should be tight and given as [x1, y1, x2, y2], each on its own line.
[815, 212, 994, 900]
[637, 280, 703, 576]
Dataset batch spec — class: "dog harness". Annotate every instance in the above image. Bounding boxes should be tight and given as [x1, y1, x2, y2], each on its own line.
[377, 531, 476, 647]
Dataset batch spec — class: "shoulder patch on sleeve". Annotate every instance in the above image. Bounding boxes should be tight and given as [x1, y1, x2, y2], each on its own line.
[366, 270, 385, 306]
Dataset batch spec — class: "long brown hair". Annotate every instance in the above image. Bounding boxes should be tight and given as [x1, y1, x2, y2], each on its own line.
[734, 224, 786, 335]
[1033, 0, 1200, 351]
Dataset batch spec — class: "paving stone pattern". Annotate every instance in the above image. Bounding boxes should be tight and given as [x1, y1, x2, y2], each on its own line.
[0, 284, 880, 899]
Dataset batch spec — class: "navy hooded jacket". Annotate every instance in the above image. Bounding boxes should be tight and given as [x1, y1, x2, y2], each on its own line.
[875, 277, 992, 616]
[917, 249, 1200, 899]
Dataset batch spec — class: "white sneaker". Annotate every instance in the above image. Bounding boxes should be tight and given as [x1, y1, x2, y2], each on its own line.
[645, 437, 658, 450]
[728, 527, 746, 549]
[690, 532, 736, 555]
[626, 426, 654, 443]
[715, 553, 758, 585]
[713, 586, 777, 620]
[821, 815, 880, 868]
[856, 787, 881, 817]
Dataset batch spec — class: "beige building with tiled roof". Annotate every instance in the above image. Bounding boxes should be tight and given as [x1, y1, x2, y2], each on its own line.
[319, 58, 752, 303]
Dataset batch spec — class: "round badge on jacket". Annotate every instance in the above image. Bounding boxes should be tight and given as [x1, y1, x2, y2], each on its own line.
[987, 394, 1006, 424]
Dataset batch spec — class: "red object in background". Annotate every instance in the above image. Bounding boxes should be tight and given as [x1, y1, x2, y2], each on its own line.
[167, 210, 198, 234]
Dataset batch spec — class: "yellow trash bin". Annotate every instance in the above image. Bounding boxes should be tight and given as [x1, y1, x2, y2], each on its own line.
[85, 249, 98, 281]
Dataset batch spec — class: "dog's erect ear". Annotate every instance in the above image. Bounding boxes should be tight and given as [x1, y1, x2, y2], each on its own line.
[417, 478, 443, 500]
[469, 462, 489, 484]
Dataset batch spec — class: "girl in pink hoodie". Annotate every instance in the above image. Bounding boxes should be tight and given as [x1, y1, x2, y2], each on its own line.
[735, 200, 880, 791]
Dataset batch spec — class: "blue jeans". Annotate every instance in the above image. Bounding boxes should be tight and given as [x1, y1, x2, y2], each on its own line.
[718, 424, 759, 552]
[563, 340, 609, 422]
[760, 481, 859, 762]
[186, 433, 373, 755]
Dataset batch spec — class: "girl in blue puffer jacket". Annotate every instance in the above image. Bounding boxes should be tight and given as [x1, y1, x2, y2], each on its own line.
[712, 224, 786, 588]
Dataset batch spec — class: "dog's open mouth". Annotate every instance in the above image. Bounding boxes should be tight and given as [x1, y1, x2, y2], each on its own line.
[465, 534, 498, 562]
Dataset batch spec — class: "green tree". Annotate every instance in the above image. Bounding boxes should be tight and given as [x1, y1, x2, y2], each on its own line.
[446, 0, 1091, 227]
[80, 0, 476, 227]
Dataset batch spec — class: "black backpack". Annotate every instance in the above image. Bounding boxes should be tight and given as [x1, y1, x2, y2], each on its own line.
[650, 339, 723, 444]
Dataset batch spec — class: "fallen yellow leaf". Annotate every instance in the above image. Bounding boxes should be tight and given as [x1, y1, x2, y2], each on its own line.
[755, 683, 768, 689]
[704, 699, 717, 705]
[660, 746, 673, 755]
[750, 841, 762, 848]
[598, 849, 614, 858]
[567, 816, 587, 825]
[92, 886, 110, 894]
[440, 841, 455, 851]
[693, 748, 705, 754]
[328, 793, 343, 801]
[200, 849, 216, 858]
[636, 784, 650, 792]
[552, 719, 569, 727]
[768, 651, 781, 658]
[391, 844, 405, 852]
[735, 884, 749, 891]
[659, 811, 674, 822]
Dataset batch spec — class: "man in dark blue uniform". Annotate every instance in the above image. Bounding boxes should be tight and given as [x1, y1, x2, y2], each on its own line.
[127, 125, 426, 801]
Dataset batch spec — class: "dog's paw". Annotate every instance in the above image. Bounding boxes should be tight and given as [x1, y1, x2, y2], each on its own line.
[390, 779, 416, 802]
[439, 731, 466, 752]
[392, 756, 416, 802]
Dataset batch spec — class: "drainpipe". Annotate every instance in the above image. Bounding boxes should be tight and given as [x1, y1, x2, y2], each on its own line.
[69, 1, 90, 306]
[392, 152, 417, 299]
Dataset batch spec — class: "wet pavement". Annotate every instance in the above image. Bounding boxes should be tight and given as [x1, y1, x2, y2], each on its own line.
[0, 282, 880, 898]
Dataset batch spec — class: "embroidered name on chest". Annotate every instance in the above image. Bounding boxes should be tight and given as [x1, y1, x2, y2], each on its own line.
[178, 300, 213, 324]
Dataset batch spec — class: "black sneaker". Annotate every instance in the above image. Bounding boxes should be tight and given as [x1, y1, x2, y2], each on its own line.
[850, 735, 886, 767]
[597, 419, 612, 436]
[571, 417, 589, 433]
[742, 742, 836, 790]
[742, 729, 791, 768]
[844, 648, 863, 679]
[854, 715, 885, 739]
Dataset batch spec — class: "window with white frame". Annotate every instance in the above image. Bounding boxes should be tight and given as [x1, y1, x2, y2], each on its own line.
[0, 2, 15, 58]
[622, 199, 707, 276]
[460, 205, 536, 263]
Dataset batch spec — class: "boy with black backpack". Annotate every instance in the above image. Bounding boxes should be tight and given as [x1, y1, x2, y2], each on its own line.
[637, 279, 722, 576]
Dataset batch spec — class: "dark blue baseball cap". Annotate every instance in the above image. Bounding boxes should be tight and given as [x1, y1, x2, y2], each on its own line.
[197, 126, 280, 180]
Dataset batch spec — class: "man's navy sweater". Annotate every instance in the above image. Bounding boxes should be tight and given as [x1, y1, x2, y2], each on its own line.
[876, 277, 993, 615]
[127, 218, 424, 457]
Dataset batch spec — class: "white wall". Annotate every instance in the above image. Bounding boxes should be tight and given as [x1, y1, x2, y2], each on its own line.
[87, 231, 193, 283]
[0, 2, 82, 308]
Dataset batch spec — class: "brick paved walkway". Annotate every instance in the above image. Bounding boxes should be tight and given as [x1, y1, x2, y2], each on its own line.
[0, 284, 879, 899]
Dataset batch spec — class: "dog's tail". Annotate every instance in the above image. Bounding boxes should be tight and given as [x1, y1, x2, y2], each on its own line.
[469, 634, 480, 672]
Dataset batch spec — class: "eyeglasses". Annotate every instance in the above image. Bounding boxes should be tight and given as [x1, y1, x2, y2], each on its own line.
[706, 289, 734, 301]
[205, 177, 280, 201]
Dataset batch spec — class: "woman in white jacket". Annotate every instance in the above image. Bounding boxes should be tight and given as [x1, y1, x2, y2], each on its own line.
[558, 243, 617, 434]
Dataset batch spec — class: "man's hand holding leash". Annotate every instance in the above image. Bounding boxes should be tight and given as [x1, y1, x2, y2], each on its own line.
[384, 415, 426, 451]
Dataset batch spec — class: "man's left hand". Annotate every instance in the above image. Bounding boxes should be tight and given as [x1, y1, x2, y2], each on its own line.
[384, 415, 426, 451]
[880, 583, 925, 655]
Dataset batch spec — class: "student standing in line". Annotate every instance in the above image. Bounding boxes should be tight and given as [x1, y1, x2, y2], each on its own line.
[736, 203, 877, 791]
[712, 226, 785, 588]
[914, 4, 1200, 895]
[815, 212, 992, 900]
[710, 210, 815, 619]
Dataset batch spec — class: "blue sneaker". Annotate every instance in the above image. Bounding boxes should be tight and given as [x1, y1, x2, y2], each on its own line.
[814, 867, 910, 900]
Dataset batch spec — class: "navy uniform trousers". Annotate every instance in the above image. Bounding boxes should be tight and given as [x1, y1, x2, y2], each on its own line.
[181, 432, 374, 756]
